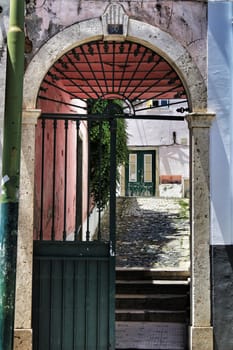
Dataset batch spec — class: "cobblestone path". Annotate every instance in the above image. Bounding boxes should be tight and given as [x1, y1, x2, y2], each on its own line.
[112, 197, 190, 270]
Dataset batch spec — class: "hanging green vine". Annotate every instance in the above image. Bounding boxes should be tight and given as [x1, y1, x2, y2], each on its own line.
[88, 99, 128, 209]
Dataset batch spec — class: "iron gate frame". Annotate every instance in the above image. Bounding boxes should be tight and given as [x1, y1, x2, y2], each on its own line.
[32, 112, 186, 350]
[32, 113, 117, 350]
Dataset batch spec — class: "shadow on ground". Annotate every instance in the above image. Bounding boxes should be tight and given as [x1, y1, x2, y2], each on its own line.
[101, 197, 190, 269]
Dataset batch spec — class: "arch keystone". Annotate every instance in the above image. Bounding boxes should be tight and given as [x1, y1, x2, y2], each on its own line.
[102, 2, 129, 41]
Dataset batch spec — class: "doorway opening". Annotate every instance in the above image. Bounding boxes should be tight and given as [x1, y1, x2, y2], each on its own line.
[32, 38, 191, 349]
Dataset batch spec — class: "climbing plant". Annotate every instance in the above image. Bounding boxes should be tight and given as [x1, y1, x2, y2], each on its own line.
[88, 99, 128, 209]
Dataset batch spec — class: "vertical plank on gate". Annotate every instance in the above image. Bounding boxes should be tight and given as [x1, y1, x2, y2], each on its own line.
[50, 260, 62, 349]
[86, 260, 98, 348]
[74, 260, 86, 348]
[98, 260, 109, 349]
[38, 259, 51, 350]
[62, 260, 74, 350]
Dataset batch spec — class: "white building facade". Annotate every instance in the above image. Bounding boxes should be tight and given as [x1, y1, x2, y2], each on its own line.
[208, 3, 233, 349]
[125, 100, 189, 197]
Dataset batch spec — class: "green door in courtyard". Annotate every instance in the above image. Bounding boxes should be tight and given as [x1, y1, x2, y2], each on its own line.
[126, 150, 155, 197]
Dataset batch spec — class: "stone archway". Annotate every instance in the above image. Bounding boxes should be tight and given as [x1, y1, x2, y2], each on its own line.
[15, 11, 213, 350]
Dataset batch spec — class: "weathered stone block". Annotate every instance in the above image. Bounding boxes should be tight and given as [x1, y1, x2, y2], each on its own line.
[14, 329, 32, 350]
[190, 326, 213, 350]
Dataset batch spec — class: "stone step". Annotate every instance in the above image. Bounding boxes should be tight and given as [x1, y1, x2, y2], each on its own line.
[116, 279, 189, 295]
[116, 267, 190, 281]
[116, 293, 188, 310]
[116, 309, 189, 323]
[115, 321, 188, 350]
[115, 268, 190, 325]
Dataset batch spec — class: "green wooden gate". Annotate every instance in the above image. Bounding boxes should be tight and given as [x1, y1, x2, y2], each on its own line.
[32, 242, 115, 350]
[126, 150, 155, 196]
[32, 114, 116, 350]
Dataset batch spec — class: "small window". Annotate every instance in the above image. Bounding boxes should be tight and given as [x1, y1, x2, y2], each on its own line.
[152, 100, 159, 107]
[152, 99, 169, 108]
[160, 99, 169, 107]
[129, 154, 137, 182]
[144, 154, 152, 182]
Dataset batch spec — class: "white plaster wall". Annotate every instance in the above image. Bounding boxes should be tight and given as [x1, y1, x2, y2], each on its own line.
[208, 2, 233, 245]
[127, 118, 189, 175]
[127, 100, 189, 147]
[159, 145, 189, 178]
[126, 103, 189, 184]
[127, 119, 189, 146]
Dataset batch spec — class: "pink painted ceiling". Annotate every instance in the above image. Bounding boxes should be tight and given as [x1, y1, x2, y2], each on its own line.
[38, 40, 187, 113]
